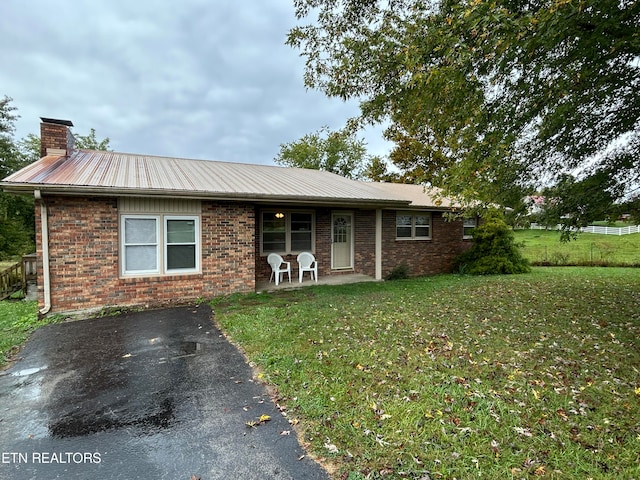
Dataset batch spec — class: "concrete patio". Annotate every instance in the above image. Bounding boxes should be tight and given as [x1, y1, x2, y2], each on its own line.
[256, 273, 377, 292]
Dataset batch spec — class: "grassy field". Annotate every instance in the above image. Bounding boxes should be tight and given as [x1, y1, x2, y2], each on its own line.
[514, 230, 640, 266]
[213, 268, 640, 479]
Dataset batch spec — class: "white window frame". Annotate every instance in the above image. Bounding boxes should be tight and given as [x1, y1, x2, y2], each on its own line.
[463, 218, 477, 239]
[396, 211, 432, 240]
[164, 215, 200, 274]
[122, 215, 161, 275]
[261, 210, 315, 255]
[121, 214, 200, 277]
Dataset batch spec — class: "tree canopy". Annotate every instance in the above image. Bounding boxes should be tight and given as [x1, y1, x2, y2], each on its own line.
[0, 96, 23, 180]
[275, 126, 381, 179]
[288, 0, 640, 226]
[0, 97, 34, 258]
[75, 128, 111, 151]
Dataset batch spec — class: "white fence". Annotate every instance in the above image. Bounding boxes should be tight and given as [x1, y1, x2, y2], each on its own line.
[530, 223, 640, 236]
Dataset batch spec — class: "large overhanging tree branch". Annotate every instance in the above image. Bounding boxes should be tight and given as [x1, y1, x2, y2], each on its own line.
[288, 0, 640, 224]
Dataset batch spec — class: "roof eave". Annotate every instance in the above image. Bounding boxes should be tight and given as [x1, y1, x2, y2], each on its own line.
[0, 183, 410, 208]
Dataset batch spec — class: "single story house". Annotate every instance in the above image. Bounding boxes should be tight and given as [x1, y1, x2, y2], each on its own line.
[1, 118, 475, 315]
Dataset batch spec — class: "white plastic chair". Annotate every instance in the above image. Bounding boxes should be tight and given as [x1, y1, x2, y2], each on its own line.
[296, 252, 318, 283]
[267, 253, 291, 286]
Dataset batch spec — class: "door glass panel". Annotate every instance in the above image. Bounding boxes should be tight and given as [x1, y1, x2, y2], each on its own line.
[334, 217, 348, 243]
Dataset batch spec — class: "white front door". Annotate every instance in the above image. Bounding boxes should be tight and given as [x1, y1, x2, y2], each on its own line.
[331, 212, 353, 269]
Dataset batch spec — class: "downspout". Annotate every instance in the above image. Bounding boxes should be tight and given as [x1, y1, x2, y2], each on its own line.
[34, 190, 51, 315]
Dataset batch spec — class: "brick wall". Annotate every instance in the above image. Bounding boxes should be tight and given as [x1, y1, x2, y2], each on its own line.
[36, 196, 255, 314]
[254, 208, 376, 282]
[254, 208, 470, 283]
[40, 122, 70, 156]
[380, 210, 472, 278]
[354, 209, 376, 276]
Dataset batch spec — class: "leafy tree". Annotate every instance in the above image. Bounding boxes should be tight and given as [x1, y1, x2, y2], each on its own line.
[275, 126, 376, 180]
[287, 0, 640, 220]
[74, 128, 111, 151]
[455, 212, 531, 275]
[16, 133, 42, 165]
[619, 194, 640, 224]
[0, 97, 34, 258]
[0, 96, 22, 180]
[362, 155, 401, 182]
[537, 172, 621, 239]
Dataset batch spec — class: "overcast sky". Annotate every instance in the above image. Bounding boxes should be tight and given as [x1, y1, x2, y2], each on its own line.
[1, 0, 390, 165]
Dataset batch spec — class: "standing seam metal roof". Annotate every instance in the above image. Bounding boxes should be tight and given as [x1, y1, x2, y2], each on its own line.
[2, 149, 455, 208]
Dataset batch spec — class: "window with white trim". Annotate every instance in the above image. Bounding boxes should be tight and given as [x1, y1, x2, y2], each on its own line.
[463, 218, 477, 239]
[122, 214, 199, 276]
[396, 212, 431, 239]
[165, 217, 198, 271]
[261, 210, 314, 254]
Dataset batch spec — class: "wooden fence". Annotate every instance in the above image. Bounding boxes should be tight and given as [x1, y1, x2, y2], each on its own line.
[0, 254, 37, 301]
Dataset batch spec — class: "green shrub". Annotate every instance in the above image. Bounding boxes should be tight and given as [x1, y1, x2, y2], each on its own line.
[386, 263, 409, 280]
[455, 212, 531, 275]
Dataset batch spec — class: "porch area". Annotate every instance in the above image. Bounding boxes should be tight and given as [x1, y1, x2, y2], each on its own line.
[256, 273, 377, 292]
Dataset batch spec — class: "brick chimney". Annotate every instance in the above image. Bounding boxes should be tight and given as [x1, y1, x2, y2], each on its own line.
[40, 118, 75, 157]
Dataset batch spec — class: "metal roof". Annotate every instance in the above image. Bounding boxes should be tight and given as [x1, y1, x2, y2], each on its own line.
[1, 149, 454, 209]
[367, 182, 458, 209]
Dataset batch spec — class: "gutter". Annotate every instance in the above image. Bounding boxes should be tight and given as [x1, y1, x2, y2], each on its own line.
[1, 184, 413, 209]
[34, 190, 51, 315]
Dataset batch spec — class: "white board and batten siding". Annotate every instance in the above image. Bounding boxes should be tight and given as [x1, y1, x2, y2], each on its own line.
[118, 197, 201, 214]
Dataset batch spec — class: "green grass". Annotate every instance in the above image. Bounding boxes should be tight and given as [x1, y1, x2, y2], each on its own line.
[213, 268, 640, 479]
[0, 300, 61, 368]
[514, 230, 640, 266]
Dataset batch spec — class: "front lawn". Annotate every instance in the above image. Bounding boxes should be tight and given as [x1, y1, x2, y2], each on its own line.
[213, 268, 640, 479]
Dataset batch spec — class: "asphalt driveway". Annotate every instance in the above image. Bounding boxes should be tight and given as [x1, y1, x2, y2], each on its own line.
[0, 305, 329, 480]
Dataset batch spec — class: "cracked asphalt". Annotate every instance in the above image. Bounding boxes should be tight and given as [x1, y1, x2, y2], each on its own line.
[0, 305, 328, 480]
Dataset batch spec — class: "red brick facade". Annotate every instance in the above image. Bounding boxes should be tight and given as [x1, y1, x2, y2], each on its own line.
[380, 210, 472, 277]
[254, 208, 471, 282]
[36, 196, 255, 314]
[35, 197, 471, 314]
[40, 121, 72, 157]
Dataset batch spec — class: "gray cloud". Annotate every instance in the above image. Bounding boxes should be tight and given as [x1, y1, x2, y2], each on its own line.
[1, 0, 391, 165]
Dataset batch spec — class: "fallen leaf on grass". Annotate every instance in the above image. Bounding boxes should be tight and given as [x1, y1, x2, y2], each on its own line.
[514, 426, 533, 437]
